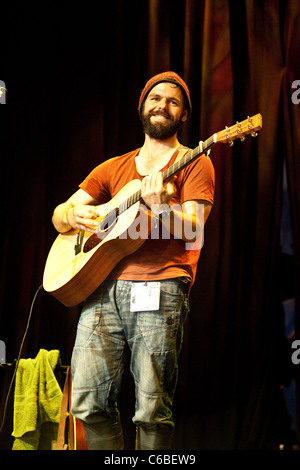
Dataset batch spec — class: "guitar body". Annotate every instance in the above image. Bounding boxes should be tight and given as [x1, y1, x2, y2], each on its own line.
[74, 418, 88, 450]
[43, 179, 150, 307]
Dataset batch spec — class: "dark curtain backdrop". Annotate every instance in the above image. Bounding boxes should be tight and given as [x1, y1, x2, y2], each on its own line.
[1, 0, 300, 450]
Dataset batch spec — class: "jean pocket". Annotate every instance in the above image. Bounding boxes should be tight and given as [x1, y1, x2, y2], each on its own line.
[136, 291, 183, 354]
[75, 305, 102, 348]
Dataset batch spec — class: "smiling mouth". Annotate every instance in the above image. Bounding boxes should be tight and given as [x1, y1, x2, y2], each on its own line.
[150, 111, 171, 120]
[152, 114, 169, 120]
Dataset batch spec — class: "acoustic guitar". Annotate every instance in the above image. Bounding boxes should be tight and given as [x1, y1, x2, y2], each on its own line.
[43, 114, 262, 307]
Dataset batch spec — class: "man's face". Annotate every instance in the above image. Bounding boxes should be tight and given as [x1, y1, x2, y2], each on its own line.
[141, 82, 188, 140]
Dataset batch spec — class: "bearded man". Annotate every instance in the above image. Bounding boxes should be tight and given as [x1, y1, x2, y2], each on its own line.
[52, 72, 215, 450]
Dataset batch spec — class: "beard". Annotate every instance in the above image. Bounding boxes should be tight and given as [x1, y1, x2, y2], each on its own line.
[141, 109, 185, 140]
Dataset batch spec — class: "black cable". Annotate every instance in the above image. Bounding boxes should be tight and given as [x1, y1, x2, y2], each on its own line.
[0, 284, 43, 435]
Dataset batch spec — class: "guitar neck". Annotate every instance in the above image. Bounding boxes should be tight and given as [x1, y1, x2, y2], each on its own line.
[124, 136, 216, 213]
[121, 112, 262, 213]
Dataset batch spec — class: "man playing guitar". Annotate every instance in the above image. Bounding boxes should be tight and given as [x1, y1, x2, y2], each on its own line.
[51, 72, 215, 450]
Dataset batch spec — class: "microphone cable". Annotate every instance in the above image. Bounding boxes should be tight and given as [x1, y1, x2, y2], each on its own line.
[0, 284, 43, 435]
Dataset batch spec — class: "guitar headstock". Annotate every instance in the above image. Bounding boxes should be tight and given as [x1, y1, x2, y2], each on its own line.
[216, 113, 262, 146]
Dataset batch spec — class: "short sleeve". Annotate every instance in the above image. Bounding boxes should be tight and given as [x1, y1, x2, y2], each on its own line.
[179, 154, 215, 205]
[79, 161, 112, 203]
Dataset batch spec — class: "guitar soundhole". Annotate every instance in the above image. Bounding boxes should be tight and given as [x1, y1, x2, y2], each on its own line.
[83, 234, 101, 253]
[98, 208, 118, 233]
[82, 209, 119, 253]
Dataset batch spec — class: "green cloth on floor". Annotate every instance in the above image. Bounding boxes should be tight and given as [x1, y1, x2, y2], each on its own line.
[12, 349, 63, 450]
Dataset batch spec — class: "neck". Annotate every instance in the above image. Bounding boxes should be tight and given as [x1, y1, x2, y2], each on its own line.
[140, 133, 180, 161]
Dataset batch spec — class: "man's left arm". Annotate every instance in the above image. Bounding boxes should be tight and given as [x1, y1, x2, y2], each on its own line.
[160, 199, 212, 243]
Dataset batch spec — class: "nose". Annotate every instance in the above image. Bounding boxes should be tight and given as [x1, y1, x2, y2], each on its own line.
[158, 98, 168, 108]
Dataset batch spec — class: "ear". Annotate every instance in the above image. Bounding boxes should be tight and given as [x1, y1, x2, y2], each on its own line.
[181, 109, 188, 123]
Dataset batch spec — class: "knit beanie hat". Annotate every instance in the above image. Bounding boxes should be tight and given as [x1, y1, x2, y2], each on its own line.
[138, 71, 192, 118]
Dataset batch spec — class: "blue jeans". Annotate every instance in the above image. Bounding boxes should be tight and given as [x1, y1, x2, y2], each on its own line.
[70, 278, 189, 450]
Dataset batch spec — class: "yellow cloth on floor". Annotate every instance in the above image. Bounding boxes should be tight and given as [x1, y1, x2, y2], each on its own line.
[12, 349, 63, 450]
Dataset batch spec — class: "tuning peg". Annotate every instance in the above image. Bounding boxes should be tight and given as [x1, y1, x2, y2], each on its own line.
[225, 126, 233, 146]
[229, 141, 234, 147]
[251, 132, 258, 137]
[240, 136, 245, 142]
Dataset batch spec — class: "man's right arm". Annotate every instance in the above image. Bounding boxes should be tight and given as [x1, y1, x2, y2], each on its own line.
[52, 189, 100, 234]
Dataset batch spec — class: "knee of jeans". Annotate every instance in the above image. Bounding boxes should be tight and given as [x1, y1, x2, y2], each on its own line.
[71, 388, 118, 424]
[133, 390, 174, 428]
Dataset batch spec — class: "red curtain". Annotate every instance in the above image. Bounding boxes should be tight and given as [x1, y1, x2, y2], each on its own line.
[1, 0, 300, 449]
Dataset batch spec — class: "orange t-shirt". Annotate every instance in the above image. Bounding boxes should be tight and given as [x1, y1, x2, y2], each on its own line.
[79, 148, 215, 286]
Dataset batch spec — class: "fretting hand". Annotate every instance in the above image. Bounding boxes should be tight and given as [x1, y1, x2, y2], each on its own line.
[141, 172, 176, 215]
